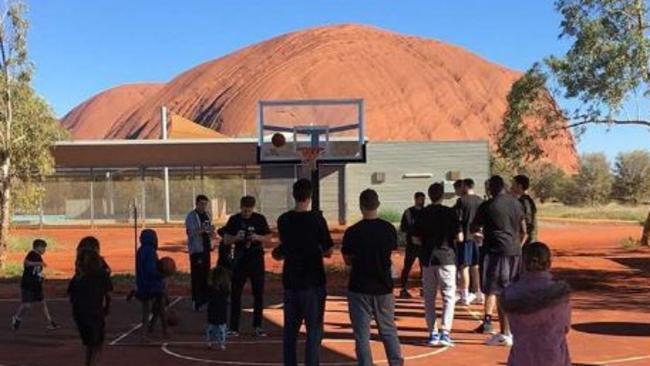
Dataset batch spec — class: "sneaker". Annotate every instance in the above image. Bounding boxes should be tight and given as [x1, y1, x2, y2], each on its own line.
[254, 327, 267, 337]
[46, 321, 60, 330]
[11, 316, 21, 331]
[439, 331, 454, 347]
[399, 289, 412, 299]
[427, 331, 441, 346]
[219, 343, 226, 350]
[473, 321, 494, 334]
[485, 333, 513, 347]
[227, 330, 240, 337]
[465, 292, 477, 305]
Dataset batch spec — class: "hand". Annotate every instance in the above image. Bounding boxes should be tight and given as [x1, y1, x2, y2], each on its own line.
[236, 230, 246, 241]
[322, 248, 333, 258]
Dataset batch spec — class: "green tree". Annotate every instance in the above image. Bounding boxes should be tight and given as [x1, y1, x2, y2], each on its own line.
[612, 150, 650, 204]
[0, 2, 66, 267]
[524, 161, 567, 203]
[499, 0, 650, 244]
[575, 153, 613, 206]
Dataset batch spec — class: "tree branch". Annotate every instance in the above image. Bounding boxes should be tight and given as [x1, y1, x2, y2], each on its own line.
[566, 119, 650, 129]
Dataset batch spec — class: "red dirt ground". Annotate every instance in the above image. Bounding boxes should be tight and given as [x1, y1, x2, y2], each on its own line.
[1, 221, 649, 365]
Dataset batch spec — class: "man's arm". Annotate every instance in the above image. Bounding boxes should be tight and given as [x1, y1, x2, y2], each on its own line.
[319, 215, 334, 258]
[252, 215, 273, 244]
[272, 216, 286, 261]
[341, 229, 353, 265]
[399, 209, 410, 233]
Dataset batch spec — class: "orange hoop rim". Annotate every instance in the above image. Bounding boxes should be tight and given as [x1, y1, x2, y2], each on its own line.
[297, 147, 324, 169]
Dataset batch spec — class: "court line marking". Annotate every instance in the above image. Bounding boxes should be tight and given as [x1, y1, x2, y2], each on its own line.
[109, 296, 183, 346]
[588, 355, 650, 365]
[161, 339, 449, 365]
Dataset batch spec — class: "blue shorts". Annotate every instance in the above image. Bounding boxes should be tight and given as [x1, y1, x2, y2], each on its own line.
[457, 240, 479, 267]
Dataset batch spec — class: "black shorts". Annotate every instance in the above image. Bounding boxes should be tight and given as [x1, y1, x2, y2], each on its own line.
[481, 254, 521, 295]
[21, 288, 44, 303]
[74, 314, 105, 347]
[457, 240, 479, 267]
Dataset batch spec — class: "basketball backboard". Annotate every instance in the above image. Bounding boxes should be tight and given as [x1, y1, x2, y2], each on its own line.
[257, 99, 366, 164]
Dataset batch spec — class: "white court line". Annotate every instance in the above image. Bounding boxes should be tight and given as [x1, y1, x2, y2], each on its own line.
[161, 339, 449, 365]
[109, 296, 182, 346]
[589, 355, 650, 365]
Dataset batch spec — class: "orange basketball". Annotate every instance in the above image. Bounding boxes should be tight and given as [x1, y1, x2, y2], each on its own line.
[158, 257, 177, 276]
[271, 133, 286, 147]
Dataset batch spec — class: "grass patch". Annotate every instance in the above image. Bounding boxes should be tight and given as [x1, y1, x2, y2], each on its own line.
[0, 261, 23, 278]
[379, 208, 402, 224]
[8, 235, 58, 253]
[539, 203, 649, 223]
[621, 236, 642, 250]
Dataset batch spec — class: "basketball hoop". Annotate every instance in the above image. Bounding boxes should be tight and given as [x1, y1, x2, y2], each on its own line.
[297, 146, 324, 171]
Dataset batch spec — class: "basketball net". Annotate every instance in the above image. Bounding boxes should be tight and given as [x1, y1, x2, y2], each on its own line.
[297, 147, 324, 171]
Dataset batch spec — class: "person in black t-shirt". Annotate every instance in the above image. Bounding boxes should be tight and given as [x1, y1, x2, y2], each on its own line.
[471, 175, 527, 347]
[412, 183, 462, 347]
[68, 248, 112, 366]
[273, 178, 333, 366]
[185, 194, 216, 311]
[398, 191, 425, 298]
[223, 195, 271, 336]
[453, 178, 484, 306]
[11, 239, 59, 331]
[512, 175, 537, 247]
[342, 189, 403, 366]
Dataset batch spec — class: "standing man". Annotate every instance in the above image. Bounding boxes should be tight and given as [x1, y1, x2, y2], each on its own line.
[342, 189, 403, 366]
[413, 183, 461, 347]
[454, 179, 484, 306]
[272, 179, 333, 366]
[471, 175, 527, 347]
[511, 175, 537, 248]
[185, 194, 215, 311]
[398, 192, 426, 298]
[222, 196, 271, 337]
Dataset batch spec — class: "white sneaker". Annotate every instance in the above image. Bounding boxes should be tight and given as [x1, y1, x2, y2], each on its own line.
[485, 333, 513, 347]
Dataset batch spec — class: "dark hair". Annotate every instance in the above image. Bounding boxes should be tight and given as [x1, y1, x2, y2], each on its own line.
[240, 195, 256, 208]
[140, 229, 158, 249]
[513, 174, 531, 191]
[523, 242, 552, 272]
[428, 182, 444, 202]
[77, 236, 100, 253]
[359, 189, 380, 211]
[463, 178, 475, 189]
[32, 239, 47, 249]
[210, 265, 232, 293]
[453, 179, 463, 189]
[196, 194, 209, 204]
[414, 191, 425, 199]
[77, 249, 102, 276]
[488, 175, 505, 197]
[292, 178, 312, 202]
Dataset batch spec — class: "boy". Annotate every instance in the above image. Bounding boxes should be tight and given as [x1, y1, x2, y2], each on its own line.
[273, 178, 334, 366]
[223, 195, 272, 337]
[454, 178, 484, 305]
[342, 189, 403, 366]
[398, 192, 425, 298]
[413, 183, 462, 347]
[11, 239, 59, 331]
[135, 229, 168, 341]
[511, 175, 537, 247]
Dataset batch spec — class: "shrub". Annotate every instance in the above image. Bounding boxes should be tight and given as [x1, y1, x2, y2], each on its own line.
[378, 208, 402, 223]
[612, 150, 650, 205]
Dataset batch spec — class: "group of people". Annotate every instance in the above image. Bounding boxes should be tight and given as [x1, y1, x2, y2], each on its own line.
[8, 173, 572, 366]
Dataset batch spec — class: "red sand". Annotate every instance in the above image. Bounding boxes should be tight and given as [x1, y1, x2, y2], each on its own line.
[1, 221, 648, 365]
[59, 24, 578, 171]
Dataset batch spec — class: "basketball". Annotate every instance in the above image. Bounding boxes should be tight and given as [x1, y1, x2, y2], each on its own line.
[271, 132, 286, 147]
[158, 257, 177, 276]
[166, 308, 179, 327]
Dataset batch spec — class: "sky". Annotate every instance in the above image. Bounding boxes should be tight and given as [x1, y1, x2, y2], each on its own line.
[27, 0, 649, 161]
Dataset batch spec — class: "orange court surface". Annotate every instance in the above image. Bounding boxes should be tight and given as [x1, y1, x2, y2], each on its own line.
[1, 221, 649, 366]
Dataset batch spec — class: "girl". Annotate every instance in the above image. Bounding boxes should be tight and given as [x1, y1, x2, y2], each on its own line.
[207, 265, 231, 350]
[501, 242, 571, 366]
[68, 249, 113, 366]
[135, 229, 168, 341]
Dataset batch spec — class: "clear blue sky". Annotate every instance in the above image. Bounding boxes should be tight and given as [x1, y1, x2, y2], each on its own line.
[27, 0, 648, 160]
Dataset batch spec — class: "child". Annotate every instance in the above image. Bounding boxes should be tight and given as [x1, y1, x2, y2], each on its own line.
[68, 248, 113, 366]
[501, 242, 571, 366]
[135, 229, 168, 341]
[11, 239, 59, 331]
[206, 265, 231, 350]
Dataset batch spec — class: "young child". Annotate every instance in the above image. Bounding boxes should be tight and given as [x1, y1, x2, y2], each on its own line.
[206, 265, 231, 350]
[11, 239, 59, 331]
[68, 248, 113, 366]
[501, 242, 571, 366]
[135, 229, 168, 341]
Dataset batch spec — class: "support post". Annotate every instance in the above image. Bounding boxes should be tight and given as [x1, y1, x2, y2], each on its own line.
[140, 167, 146, 228]
[161, 106, 171, 223]
[89, 168, 95, 228]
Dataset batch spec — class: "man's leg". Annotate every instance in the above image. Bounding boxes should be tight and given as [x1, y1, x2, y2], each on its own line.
[283, 289, 303, 366]
[140, 299, 151, 341]
[229, 266, 246, 333]
[497, 298, 511, 336]
[439, 265, 457, 333]
[251, 261, 265, 331]
[421, 266, 438, 335]
[373, 293, 403, 366]
[399, 245, 417, 294]
[348, 292, 373, 366]
[200, 251, 211, 305]
[189, 254, 202, 307]
[303, 286, 325, 366]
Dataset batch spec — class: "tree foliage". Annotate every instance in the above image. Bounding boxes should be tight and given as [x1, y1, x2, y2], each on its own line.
[612, 150, 650, 204]
[524, 161, 567, 203]
[572, 153, 613, 206]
